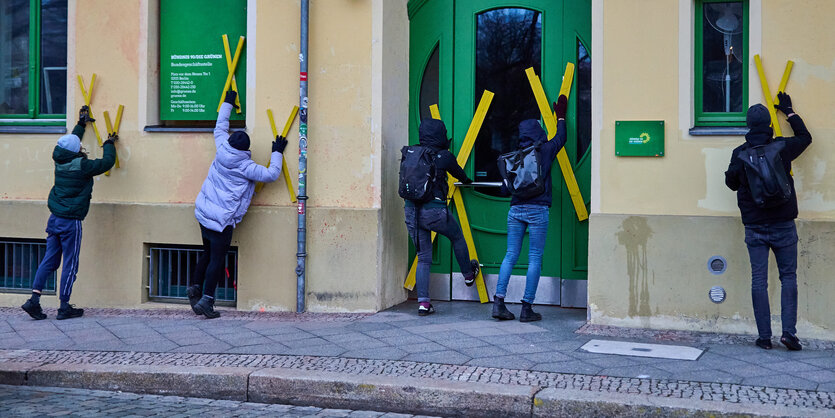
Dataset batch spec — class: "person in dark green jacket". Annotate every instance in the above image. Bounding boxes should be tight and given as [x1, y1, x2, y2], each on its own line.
[21, 106, 117, 320]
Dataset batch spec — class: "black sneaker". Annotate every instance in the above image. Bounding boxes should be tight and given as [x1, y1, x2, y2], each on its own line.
[56, 305, 84, 320]
[418, 303, 435, 316]
[464, 260, 480, 287]
[186, 285, 202, 315]
[755, 338, 772, 350]
[193, 295, 220, 319]
[780, 332, 802, 351]
[21, 299, 46, 320]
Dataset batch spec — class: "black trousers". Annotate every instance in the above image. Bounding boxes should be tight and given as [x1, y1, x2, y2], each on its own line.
[191, 224, 233, 298]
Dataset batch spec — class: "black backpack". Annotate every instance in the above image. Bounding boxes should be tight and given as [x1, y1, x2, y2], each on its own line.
[399, 145, 437, 203]
[738, 141, 792, 208]
[497, 144, 546, 199]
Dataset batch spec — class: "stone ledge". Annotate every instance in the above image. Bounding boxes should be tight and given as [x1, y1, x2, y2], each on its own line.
[249, 367, 538, 417]
[533, 387, 830, 418]
[0, 362, 42, 385]
[27, 363, 254, 401]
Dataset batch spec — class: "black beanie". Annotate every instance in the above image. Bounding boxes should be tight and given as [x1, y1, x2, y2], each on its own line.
[228, 131, 250, 151]
[746, 104, 771, 129]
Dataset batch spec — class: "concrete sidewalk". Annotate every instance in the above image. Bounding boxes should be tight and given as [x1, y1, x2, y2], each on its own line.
[0, 301, 833, 416]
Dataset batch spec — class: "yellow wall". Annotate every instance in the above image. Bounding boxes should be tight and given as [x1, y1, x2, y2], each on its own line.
[0, 0, 410, 312]
[591, 0, 835, 339]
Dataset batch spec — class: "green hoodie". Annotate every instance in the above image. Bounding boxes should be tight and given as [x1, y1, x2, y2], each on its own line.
[47, 125, 116, 220]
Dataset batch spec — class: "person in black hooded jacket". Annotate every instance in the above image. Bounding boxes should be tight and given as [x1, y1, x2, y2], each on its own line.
[405, 119, 479, 316]
[725, 92, 811, 351]
[492, 95, 568, 323]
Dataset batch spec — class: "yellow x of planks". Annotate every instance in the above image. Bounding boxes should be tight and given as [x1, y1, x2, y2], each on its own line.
[217, 35, 245, 113]
[525, 64, 588, 222]
[403, 91, 494, 304]
[221, 34, 242, 113]
[77, 74, 119, 176]
[255, 107, 299, 200]
[102, 104, 124, 175]
[754, 55, 794, 138]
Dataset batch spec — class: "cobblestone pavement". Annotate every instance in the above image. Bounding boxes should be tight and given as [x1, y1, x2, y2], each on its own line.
[0, 384, 437, 417]
[1, 300, 834, 397]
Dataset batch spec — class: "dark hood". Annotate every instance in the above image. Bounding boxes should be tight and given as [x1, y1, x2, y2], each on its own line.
[52, 145, 85, 164]
[418, 119, 450, 150]
[228, 131, 251, 151]
[518, 119, 547, 148]
[745, 104, 773, 146]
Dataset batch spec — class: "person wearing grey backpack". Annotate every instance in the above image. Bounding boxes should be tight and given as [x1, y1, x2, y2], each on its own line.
[724, 92, 811, 350]
[492, 95, 567, 322]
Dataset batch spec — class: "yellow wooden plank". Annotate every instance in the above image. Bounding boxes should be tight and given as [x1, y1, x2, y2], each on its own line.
[404, 92, 493, 298]
[452, 188, 489, 302]
[217, 36, 245, 112]
[255, 107, 299, 201]
[525, 64, 589, 221]
[103, 111, 113, 135]
[774, 61, 793, 103]
[76, 74, 103, 147]
[110, 105, 124, 170]
[222, 34, 242, 113]
[753, 54, 782, 137]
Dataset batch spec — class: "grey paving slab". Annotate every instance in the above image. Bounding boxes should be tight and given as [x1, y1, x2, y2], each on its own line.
[531, 361, 603, 375]
[802, 356, 835, 369]
[379, 334, 431, 346]
[518, 351, 574, 363]
[225, 344, 290, 355]
[434, 337, 491, 350]
[170, 343, 234, 354]
[282, 344, 346, 357]
[673, 369, 743, 384]
[763, 359, 825, 373]
[401, 350, 471, 365]
[266, 331, 316, 342]
[341, 347, 408, 360]
[465, 354, 535, 370]
[789, 369, 835, 384]
[597, 365, 674, 380]
[454, 345, 512, 359]
[397, 341, 448, 354]
[282, 337, 333, 349]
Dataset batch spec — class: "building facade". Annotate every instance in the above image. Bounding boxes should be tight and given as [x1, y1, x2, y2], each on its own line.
[1, 0, 833, 340]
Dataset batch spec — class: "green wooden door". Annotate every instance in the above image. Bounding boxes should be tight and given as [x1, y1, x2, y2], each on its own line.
[408, 0, 591, 305]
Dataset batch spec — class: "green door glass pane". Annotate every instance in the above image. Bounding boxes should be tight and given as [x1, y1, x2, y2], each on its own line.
[0, 0, 30, 115]
[473, 8, 541, 196]
[701, 1, 744, 113]
[40, 0, 67, 115]
[576, 40, 591, 163]
[418, 45, 439, 122]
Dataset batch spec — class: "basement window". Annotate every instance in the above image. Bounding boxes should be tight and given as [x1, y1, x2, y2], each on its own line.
[148, 244, 237, 305]
[0, 238, 56, 294]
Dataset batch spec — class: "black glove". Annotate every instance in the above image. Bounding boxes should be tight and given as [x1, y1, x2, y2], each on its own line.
[553, 94, 568, 119]
[78, 105, 95, 125]
[103, 133, 118, 146]
[461, 177, 473, 185]
[224, 90, 239, 109]
[774, 91, 793, 115]
[272, 135, 288, 153]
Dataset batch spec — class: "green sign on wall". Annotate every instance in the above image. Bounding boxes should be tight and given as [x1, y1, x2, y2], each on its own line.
[160, 0, 246, 121]
[615, 120, 665, 157]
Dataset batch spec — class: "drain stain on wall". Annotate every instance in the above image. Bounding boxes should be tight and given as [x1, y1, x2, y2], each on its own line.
[616, 216, 653, 317]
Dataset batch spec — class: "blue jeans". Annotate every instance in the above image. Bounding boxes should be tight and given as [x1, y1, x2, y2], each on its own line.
[744, 220, 798, 339]
[495, 204, 549, 304]
[405, 205, 473, 303]
[32, 214, 83, 302]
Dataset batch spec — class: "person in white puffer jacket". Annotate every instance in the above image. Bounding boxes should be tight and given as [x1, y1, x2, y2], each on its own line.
[190, 90, 287, 318]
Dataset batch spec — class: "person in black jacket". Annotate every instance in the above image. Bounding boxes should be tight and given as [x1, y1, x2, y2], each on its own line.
[725, 92, 812, 350]
[21, 106, 117, 321]
[492, 95, 567, 322]
[405, 119, 479, 316]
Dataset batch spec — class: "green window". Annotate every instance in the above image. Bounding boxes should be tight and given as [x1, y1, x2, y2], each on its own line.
[0, 0, 67, 126]
[694, 0, 748, 127]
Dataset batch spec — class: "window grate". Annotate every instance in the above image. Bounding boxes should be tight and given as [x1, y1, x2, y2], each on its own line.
[0, 239, 55, 293]
[148, 245, 237, 305]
